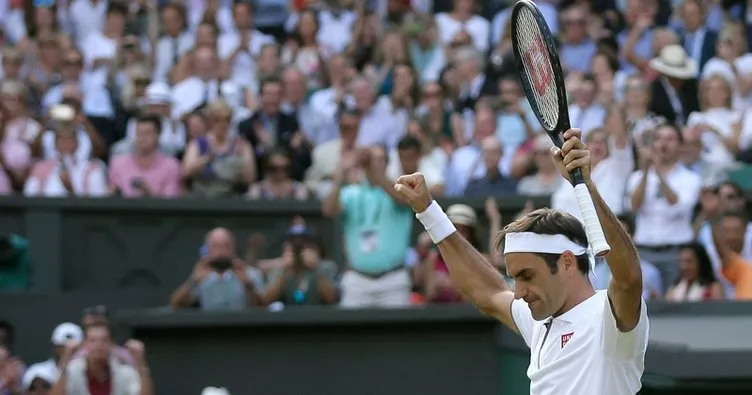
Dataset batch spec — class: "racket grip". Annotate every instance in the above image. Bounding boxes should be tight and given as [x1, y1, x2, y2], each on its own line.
[573, 183, 611, 257]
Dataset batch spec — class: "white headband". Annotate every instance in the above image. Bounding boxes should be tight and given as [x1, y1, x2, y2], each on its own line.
[503, 232, 596, 273]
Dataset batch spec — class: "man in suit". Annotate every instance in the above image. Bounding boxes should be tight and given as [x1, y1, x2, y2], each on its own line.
[648, 45, 700, 126]
[238, 77, 312, 181]
[454, 46, 498, 113]
[677, 0, 717, 70]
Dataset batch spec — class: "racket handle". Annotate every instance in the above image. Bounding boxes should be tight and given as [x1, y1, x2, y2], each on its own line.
[573, 183, 611, 257]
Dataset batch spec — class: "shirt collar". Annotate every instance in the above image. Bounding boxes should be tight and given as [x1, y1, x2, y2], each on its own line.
[551, 291, 601, 324]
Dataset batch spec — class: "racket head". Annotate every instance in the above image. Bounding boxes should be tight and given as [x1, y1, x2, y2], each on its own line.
[510, 0, 570, 148]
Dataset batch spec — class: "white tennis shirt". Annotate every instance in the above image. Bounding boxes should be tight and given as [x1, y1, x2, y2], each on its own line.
[511, 290, 649, 395]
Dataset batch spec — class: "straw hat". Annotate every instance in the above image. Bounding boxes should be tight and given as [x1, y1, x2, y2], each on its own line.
[649, 45, 698, 79]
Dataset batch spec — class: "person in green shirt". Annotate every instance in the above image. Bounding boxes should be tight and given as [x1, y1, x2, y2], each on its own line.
[263, 231, 339, 306]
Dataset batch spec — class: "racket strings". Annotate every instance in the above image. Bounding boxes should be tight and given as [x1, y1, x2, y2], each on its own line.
[515, 8, 559, 131]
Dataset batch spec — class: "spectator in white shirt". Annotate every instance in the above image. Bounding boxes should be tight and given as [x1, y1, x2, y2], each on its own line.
[24, 118, 107, 198]
[42, 49, 114, 119]
[308, 54, 353, 120]
[435, 0, 490, 52]
[152, 3, 194, 84]
[68, 0, 107, 45]
[567, 74, 606, 137]
[445, 102, 499, 196]
[553, 107, 634, 219]
[313, 2, 357, 55]
[171, 46, 236, 120]
[700, 23, 752, 110]
[350, 77, 404, 149]
[686, 75, 747, 172]
[80, 2, 127, 88]
[187, 0, 235, 35]
[281, 67, 337, 146]
[627, 124, 702, 291]
[217, 1, 275, 88]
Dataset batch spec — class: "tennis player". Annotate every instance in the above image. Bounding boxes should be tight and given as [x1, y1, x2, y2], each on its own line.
[394, 129, 648, 395]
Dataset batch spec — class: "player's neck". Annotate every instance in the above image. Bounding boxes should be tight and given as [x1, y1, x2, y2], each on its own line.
[554, 281, 595, 317]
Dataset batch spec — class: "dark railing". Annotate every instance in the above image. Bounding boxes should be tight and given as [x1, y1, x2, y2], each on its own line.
[0, 196, 546, 293]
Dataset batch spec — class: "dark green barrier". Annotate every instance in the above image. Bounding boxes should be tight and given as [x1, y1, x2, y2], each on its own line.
[0, 196, 542, 293]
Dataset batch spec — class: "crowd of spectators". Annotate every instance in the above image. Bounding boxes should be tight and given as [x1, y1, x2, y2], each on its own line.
[1, 0, 752, 392]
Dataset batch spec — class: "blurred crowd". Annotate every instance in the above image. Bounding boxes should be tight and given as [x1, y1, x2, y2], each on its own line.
[0, 0, 752, 392]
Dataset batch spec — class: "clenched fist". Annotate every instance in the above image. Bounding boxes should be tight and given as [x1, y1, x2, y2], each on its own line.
[394, 172, 433, 213]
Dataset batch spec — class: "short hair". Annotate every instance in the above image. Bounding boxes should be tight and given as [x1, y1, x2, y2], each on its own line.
[233, 0, 254, 12]
[106, 2, 128, 16]
[137, 114, 162, 134]
[162, 3, 187, 23]
[397, 135, 422, 152]
[494, 208, 590, 275]
[594, 50, 620, 73]
[259, 76, 283, 95]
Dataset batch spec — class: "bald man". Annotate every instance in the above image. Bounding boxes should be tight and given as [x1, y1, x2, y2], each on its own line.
[169, 227, 264, 310]
[463, 136, 517, 197]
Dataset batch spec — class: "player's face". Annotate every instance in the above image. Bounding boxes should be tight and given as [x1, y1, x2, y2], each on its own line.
[505, 253, 568, 320]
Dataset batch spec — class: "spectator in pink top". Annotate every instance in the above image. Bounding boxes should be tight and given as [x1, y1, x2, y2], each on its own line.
[109, 114, 182, 198]
[0, 138, 31, 195]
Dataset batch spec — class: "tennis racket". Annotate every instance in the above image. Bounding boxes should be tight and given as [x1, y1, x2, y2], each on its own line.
[510, 0, 610, 257]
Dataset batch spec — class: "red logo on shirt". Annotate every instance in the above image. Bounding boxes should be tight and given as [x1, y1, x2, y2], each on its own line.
[561, 332, 574, 348]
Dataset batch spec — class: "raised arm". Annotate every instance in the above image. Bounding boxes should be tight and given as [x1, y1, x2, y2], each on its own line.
[553, 129, 643, 332]
[394, 173, 519, 333]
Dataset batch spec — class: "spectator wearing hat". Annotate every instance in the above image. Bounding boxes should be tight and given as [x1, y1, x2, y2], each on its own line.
[109, 114, 182, 198]
[262, 223, 339, 306]
[516, 134, 564, 197]
[21, 361, 56, 395]
[24, 105, 108, 198]
[112, 82, 187, 158]
[649, 44, 700, 126]
[24, 323, 84, 384]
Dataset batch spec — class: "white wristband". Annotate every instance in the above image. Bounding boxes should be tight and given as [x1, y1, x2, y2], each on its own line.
[416, 201, 456, 244]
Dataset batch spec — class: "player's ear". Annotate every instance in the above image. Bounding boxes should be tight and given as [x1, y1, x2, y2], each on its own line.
[560, 251, 577, 272]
